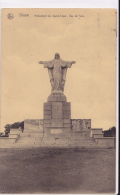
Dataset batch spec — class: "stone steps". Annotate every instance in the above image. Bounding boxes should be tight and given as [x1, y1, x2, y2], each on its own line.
[12, 143, 100, 148]
[12, 134, 98, 148]
[16, 136, 95, 142]
[1, 128, 115, 149]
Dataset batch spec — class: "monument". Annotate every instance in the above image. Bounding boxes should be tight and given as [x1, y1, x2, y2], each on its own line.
[1, 53, 115, 149]
[15, 53, 115, 149]
[38, 53, 76, 135]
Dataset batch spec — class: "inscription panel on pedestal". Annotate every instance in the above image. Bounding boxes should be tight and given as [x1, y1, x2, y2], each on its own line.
[52, 102, 63, 119]
[50, 129, 62, 134]
[51, 119, 63, 127]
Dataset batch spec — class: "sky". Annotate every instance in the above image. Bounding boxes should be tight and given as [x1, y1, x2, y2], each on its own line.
[0, 8, 117, 132]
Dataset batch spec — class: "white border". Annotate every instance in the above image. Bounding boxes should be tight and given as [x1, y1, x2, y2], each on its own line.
[0, 1, 119, 195]
[0, 0, 118, 8]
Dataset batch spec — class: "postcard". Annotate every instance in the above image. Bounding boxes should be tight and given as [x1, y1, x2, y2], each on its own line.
[0, 8, 117, 194]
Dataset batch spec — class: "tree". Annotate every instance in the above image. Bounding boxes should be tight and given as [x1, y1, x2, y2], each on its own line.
[103, 126, 116, 137]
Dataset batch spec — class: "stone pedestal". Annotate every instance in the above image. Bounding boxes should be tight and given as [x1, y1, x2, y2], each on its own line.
[43, 92, 71, 135]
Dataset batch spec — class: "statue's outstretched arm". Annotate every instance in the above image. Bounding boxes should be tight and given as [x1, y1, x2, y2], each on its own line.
[61, 60, 76, 68]
[71, 61, 76, 64]
[63, 60, 76, 64]
[38, 61, 44, 64]
[38, 60, 54, 68]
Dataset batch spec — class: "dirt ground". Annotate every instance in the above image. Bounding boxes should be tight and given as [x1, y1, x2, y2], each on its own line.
[0, 147, 115, 194]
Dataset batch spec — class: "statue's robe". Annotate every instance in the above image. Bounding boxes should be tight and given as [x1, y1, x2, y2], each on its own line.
[42, 58, 73, 92]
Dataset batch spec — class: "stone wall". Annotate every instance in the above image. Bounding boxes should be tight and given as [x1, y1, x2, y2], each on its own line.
[24, 119, 91, 132]
[24, 119, 43, 131]
[71, 119, 91, 131]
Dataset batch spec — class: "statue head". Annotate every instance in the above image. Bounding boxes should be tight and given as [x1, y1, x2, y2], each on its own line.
[55, 53, 60, 59]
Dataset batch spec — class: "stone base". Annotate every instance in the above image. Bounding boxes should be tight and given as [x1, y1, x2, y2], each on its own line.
[44, 93, 71, 135]
[1, 122, 115, 148]
[47, 92, 67, 102]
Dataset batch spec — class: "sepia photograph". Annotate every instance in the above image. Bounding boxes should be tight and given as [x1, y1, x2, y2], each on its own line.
[0, 4, 118, 194]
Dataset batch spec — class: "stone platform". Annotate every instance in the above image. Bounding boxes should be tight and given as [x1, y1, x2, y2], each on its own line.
[0, 111, 115, 149]
[0, 127, 115, 149]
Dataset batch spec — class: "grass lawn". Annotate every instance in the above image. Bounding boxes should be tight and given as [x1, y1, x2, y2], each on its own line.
[0, 147, 115, 194]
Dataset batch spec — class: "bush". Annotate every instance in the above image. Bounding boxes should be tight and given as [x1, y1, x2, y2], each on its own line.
[103, 126, 116, 137]
[5, 121, 24, 130]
